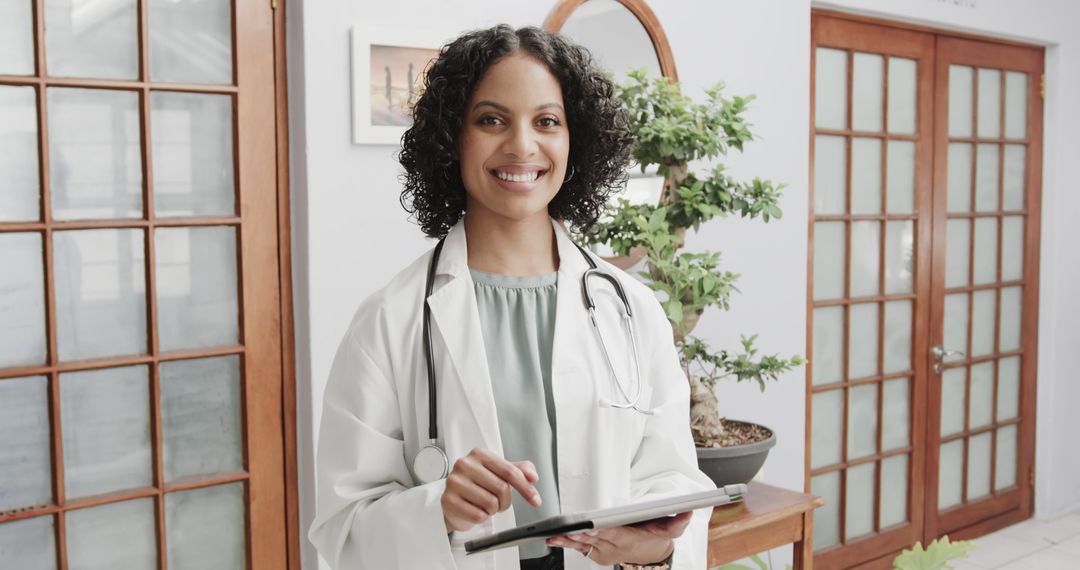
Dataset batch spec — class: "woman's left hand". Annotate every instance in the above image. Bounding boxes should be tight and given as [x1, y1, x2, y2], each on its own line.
[545, 511, 692, 565]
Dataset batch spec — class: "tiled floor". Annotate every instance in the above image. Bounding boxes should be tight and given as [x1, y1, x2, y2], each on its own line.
[951, 509, 1080, 569]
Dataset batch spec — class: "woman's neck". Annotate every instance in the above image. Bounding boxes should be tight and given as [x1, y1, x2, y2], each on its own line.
[464, 212, 559, 276]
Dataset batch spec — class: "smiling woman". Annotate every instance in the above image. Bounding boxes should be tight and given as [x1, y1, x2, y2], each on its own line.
[308, 24, 716, 570]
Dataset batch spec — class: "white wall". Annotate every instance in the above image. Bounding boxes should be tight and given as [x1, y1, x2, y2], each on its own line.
[288, 1, 1079, 567]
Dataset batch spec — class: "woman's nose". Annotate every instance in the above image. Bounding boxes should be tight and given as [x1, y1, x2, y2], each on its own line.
[502, 122, 538, 157]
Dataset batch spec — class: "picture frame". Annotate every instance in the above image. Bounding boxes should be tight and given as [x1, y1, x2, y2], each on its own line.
[350, 25, 446, 145]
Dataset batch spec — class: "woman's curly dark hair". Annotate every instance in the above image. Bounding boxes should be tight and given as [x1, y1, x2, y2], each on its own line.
[397, 24, 635, 238]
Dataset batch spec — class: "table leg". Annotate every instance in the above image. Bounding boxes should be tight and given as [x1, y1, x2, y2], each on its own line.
[793, 511, 814, 569]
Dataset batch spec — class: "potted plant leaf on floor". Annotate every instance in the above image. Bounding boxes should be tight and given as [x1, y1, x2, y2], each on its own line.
[583, 69, 803, 485]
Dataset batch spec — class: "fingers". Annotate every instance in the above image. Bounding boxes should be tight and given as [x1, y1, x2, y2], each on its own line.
[638, 510, 694, 538]
[512, 460, 539, 483]
[441, 449, 543, 533]
[479, 452, 541, 507]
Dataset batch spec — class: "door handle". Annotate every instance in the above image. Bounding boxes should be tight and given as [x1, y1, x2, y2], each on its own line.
[931, 345, 965, 374]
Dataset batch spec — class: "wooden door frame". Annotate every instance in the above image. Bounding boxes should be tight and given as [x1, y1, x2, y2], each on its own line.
[272, 1, 301, 569]
[807, 8, 1044, 568]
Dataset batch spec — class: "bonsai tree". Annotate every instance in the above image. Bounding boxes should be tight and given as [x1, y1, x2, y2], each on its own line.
[583, 69, 803, 448]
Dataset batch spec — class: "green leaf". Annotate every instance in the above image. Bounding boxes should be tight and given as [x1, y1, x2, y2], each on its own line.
[893, 536, 976, 570]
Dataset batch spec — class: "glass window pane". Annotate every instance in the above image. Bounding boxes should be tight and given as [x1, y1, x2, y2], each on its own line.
[0, 0, 35, 75]
[1002, 216, 1025, 282]
[849, 303, 878, 380]
[887, 58, 917, 135]
[883, 301, 912, 375]
[0, 515, 56, 569]
[973, 217, 998, 286]
[811, 472, 840, 551]
[0, 86, 41, 221]
[995, 425, 1018, 490]
[847, 384, 877, 460]
[47, 88, 143, 220]
[45, 0, 138, 80]
[971, 290, 996, 357]
[814, 135, 846, 215]
[880, 454, 908, 528]
[945, 219, 970, 289]
[149, 0, 232, 85]
[976, 68, 1001, 139]
[938, 439, 963, 510]
[882, 378, 910, 450]
[941, 368, 966, 437]
[66, 498, 156, 569]
[948, 66, 973, 137]
[850, 221, 880, 298]
[850, 138, 881, 215]
[947, 143, 972, 213]
[0, 376, 53, 512]
[165, 483, 246, 570]
[852, 53, 883, 132]
[1004, 72, 1028, 140]
[968, 432, 992, 500]
[812, 307, 844, 386]
[999, 286, 1022, 352]
[886, 141, 915, 213]
[969, 362, 994, 429]
[155, 226, 239, 352]
[884, 220, 914, 294]
[54, 229, 148, 361]
[974, 144, 999, 212]
[845, 462, 875, 540]
[813, 222, 846, 301]
[162, 356, 243, 481]
[1003, 144, 1026, 211]
[943, 294, 969, 358]
[0, 233, 47, 368]
[997, 356, 1021, 421]
[815, 48, 847, 130]
[151, 92, 235, 217]
[60, 366, 152, 498]
[811, 390, 843, 469]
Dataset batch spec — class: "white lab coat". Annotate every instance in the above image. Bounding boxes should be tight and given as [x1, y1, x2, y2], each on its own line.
[309, 217, 715, 569]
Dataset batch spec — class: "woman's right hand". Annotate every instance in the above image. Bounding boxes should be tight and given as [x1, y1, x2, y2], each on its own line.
[442, 448, 542, 533]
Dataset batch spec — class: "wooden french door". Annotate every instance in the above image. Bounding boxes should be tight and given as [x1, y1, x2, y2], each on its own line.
[925, 35, 1043, 543]
[808, 12, 1043, 569]
[0, 1, 295, 569]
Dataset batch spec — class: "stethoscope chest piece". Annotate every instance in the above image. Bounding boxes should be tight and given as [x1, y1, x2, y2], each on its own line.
[413, 441, 449, 484]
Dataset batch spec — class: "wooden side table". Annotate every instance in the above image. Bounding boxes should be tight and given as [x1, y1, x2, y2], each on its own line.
[708, 482, 825, 569]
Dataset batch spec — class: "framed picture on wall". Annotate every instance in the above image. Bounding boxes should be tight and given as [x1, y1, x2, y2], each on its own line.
[351, 25, 444, 145]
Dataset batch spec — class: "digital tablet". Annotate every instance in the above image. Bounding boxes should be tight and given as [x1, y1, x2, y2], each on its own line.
[464, 483, 747, 555]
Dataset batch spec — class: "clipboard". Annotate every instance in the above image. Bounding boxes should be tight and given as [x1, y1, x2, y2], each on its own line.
[464, 483, 747, 555]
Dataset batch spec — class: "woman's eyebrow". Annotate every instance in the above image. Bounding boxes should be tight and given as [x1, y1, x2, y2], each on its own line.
[472, 100, 564, 113]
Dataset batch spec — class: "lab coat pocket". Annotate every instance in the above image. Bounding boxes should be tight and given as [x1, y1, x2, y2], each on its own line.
[598, 383, 652, 464]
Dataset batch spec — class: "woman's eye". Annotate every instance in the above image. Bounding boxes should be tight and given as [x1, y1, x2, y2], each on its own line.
[539, 117, 561, 127]
[477, 115, 501, 126]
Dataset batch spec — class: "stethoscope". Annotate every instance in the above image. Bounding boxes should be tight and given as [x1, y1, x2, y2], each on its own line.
[412, 237, 659, 485]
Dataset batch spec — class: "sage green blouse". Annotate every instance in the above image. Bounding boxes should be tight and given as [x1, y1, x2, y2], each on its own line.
[469, 268, 562, 561]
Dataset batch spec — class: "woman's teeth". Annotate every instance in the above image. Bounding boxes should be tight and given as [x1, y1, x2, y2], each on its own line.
[494, 171, 541, 182]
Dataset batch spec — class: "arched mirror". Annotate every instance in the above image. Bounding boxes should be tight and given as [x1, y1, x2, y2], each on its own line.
[544, 0, 677, 263]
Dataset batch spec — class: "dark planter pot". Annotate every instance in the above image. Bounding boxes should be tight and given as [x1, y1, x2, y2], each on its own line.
[695, 420, 776, 487]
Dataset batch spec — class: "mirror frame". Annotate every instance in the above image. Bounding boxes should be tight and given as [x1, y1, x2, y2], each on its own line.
[543, 0, 679, 81]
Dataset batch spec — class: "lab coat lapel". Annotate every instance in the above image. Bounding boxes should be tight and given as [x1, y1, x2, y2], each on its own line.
[424, 220, 504, 456]
[549, 220, 599, 495]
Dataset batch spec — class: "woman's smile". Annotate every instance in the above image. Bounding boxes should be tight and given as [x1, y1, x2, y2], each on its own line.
[489, 167, 550, 191]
